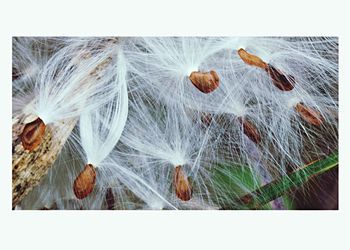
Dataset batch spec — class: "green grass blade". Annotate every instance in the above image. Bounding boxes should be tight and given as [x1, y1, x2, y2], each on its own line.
[235, 153, 338, 209]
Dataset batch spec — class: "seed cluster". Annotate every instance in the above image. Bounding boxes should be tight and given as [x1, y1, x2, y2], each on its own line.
[14, 37, 337, 209]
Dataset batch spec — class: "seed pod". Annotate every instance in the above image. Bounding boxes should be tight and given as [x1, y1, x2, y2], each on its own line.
[266, 64, 295, 91]
[173, 165, 192, 201]
[238, 117, 261, 144]
[295, 103, 323, 126]
[73, 164, 96, 199]
[237, 48, 268, 69]
[21, 117, 46, 151]
[189, 70, 220, 93]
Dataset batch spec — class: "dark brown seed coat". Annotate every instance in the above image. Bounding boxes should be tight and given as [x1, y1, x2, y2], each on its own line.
[189, 70, 220, 93]
[173, 165, 192, 201]
[238, 117, 261, 144]
[237, 48, 295, 91]
[266, 64, 295, 91]
[295, 103, 323, 126]
[21, 117, 46, 151]
[73, 164, 96, 199]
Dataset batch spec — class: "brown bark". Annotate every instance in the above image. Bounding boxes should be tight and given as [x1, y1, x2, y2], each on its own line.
[12, 113, 76, 208]
[12, 38, 119, 208]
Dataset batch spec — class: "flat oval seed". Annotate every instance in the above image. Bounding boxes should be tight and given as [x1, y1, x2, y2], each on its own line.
[174, 165, 192, 201]
[104, 188, 115, 210]
[238, 117, 261, 144]
[237, 48, 268, 69]
[189, 70, 220, 93]
[295, 103, 323, 126]
[237, 49, 296, 91]
[73, 164, 96, 199]
[266, 64, 295, 91]
[21, 117, 46, 151]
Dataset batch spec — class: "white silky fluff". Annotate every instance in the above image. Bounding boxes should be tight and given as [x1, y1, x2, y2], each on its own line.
[15, 37, 338, 210]
[119, 90, 219, 208]
[12, 38, 56, 117]
[32, 38, 120, 124]
[79, 48, 128, 166]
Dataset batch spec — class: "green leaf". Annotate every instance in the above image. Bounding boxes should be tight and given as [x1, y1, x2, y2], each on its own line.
[212, 164, 272, 209]
[234, 153, 338, 209]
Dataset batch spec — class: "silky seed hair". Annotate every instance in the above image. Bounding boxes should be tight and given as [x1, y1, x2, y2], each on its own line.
[14, 37, 338, 210]
[32, 38, 120, 125]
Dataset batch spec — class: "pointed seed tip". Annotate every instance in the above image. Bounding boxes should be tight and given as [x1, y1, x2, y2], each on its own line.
[174, 165, 192, 201]
[73, 164, 96, 199]
[21, 117, 46, 151]
[295, 103, 323, 126]
[237, 48, 267, 69]
[239, 117, 261, 144]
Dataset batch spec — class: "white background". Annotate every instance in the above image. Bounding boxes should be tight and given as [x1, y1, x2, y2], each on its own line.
[0, 0, 349, 249]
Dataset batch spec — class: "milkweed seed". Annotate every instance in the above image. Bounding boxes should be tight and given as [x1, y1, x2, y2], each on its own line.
[21, 117, 46, 151]
[237, 49, 295, 91]
[73, 164, 96, 199]
[105, 188, 115, 210]
[174, 165, 192, 201]
[237, 48, 268, 69]
[238, 117, 261, 144]
[266, 64, 295, 91]
[189, 70, 220, 93]
[295, 103, 323, 126]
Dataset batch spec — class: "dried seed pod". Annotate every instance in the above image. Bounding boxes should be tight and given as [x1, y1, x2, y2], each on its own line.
[73, 164, 96, 199]
[21, 117, 46, 151]
[238, 117, 261, 144]
[189, 70, 220, 93]
[173, 165, 192, 201]
[295, 103, 323, 126]
[237, 48, 268, 69]
[266, 64, 295, 91]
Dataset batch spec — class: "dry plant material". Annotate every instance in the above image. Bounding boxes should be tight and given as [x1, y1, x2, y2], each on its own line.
[266, 65, 295, 91]
[73, 164, 96, 199]
[21, 117, 46, 151]
[295, 103, 323, 126]
[238, 117, 261, 144]
[189, 70, 220, 93]
[238, 48, 267, 69]
[173, 165, 192, 201]
[237, 48, 295, 91]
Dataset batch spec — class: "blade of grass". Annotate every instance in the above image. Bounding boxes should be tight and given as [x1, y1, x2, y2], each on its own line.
[234, 153, 338, 209]
[212, 164, 272, 209]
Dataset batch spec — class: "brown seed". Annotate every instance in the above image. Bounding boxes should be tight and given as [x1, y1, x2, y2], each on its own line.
[237, 48, 268, 69]
[266, 64, 295, 91]
[295, 103, 323, 126]
[104, 188, 115, 210]
[73, 164, 96, 199]
[173, 165, 192, 201]
[238, 117, 261, 144]
[237, 49, 295, 91]
[189, 70, 220, 94]
[21, 117, 46, 151]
